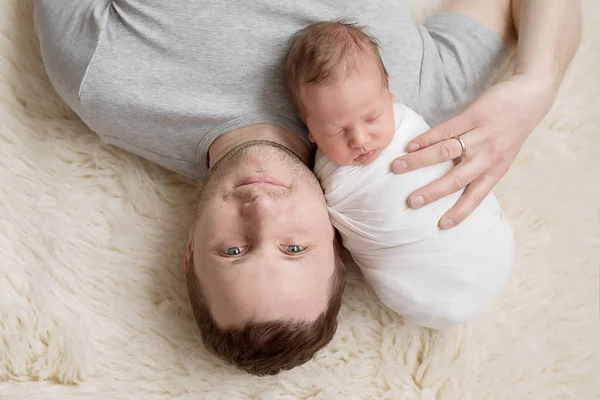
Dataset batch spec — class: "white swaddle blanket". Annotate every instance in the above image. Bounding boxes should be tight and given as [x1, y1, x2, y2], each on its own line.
[314, 104, 515, 329]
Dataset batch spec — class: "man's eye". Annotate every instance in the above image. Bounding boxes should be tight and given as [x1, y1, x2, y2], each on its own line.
[284, 245, 306, 254]
[225, 246, 246, 256]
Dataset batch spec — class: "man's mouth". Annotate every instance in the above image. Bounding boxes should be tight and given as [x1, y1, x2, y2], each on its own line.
[236, 175, 288, 188]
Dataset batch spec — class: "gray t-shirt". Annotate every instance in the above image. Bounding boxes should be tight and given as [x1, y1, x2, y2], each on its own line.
[34, 0, 506, 179]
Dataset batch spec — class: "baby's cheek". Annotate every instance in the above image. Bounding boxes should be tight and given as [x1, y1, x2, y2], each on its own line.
[315, 136, 352, 165]
[330, 144, 354, 166]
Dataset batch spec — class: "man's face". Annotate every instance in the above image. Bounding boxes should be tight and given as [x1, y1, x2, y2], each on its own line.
[302, 57, 396, 166]
[191, 141, 336, 328]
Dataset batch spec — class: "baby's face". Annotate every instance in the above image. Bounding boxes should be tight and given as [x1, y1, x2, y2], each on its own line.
[301, 59, 396, 166]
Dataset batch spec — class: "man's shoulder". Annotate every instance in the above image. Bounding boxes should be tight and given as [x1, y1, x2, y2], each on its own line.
[34, 0, 112, 113]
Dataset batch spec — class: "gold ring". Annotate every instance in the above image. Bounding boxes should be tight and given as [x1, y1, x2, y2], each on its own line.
[455, 136, 467, 158]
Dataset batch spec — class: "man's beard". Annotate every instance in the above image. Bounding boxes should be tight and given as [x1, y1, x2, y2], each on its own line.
[211, 140, 306, 177]
[197, 140, 317, 205]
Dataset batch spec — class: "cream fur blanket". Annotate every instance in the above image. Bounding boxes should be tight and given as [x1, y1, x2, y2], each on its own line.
[1, 1, 599, 399]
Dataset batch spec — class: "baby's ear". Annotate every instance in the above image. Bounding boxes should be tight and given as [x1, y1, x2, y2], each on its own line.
[391, 92, 396, 101]
[308, 132, 316, 143]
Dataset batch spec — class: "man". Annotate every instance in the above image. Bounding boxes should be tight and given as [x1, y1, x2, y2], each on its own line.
[34, 0, 580, 375]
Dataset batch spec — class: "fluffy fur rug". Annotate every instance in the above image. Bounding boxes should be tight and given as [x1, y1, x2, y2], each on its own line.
[1, 1, 599, 399]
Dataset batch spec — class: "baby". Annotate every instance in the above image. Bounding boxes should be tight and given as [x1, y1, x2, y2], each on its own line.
[285, 20, 515, 329]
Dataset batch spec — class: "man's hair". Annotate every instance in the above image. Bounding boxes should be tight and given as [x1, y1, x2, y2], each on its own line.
[185, 252, 345, 376]
[285, 19, 389, 113]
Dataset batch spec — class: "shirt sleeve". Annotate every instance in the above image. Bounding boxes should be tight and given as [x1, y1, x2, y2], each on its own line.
[33, 0, 113, 116]
[416, 12, 509, 126]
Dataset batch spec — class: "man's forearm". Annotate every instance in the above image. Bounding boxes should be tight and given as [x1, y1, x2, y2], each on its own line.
[512, 0, 582, 93]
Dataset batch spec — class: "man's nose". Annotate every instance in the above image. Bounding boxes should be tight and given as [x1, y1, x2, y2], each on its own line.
[242, 193, 280, 221]
[348, 125, 370, 149]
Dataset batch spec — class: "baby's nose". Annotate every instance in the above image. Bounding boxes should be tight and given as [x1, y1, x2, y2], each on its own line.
[348, 127, 370, 148]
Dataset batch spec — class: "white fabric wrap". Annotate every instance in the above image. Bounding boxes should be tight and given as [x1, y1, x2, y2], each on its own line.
[314, 104, 515, 329]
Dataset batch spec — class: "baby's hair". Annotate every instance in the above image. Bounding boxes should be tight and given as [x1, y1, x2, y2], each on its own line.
[285, 19, 389, 113]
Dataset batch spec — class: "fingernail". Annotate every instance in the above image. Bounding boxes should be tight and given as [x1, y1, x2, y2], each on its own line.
[410, 195, 424, 208]
[392, 160, 407, 172]
[440, 218, 454, 230]
[407, 143, 420, 152]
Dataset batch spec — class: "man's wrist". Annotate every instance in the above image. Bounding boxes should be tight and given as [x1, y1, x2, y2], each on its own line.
[512, 70, 560, 102]
[509, 72, 559, 123]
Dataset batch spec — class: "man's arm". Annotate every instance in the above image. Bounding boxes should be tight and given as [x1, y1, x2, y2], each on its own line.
[392, 0, 581, 229]
[437, 0, 581, 94]
[512, 0, 582, 94]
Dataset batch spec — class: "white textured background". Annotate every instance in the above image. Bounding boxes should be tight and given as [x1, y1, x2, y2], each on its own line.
[1, 1, 599, 399]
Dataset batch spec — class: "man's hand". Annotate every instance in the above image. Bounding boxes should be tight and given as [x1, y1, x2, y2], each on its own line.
[391, 73, 557, 229]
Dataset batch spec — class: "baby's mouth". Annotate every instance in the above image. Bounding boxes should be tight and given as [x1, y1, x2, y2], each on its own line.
[354, 150, 377, 162]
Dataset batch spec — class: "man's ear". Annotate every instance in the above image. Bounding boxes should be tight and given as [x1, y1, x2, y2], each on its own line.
[184, 240, 193, 272]
[391, 92, 396, 101]
[333, 236, 346, 272]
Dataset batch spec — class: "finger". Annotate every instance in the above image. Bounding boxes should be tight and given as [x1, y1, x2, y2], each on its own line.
[438, 173, 499, 230]
[406, 111, 475, 152]
[407, 155, 487, 208]
[392, 136, 466, 174]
